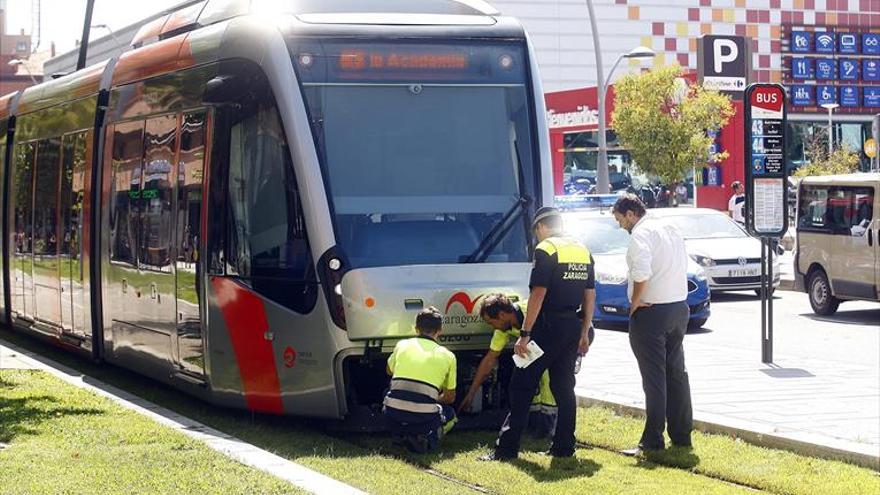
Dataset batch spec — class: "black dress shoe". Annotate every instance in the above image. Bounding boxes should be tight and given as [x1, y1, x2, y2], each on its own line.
[620, 447, 643, 457]
[543, 449, 575, 458]
[620, 446, 663, 457]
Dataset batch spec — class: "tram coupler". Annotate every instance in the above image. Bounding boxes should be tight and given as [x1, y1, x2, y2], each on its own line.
[360, 339, 384, 365]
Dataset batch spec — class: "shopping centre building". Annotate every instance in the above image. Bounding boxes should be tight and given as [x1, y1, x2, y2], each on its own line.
[492, 0, 880, 207]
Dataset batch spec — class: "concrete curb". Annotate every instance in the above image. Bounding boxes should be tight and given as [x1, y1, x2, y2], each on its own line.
[0, 338, 367, 495]
[577, 394, 880, 471]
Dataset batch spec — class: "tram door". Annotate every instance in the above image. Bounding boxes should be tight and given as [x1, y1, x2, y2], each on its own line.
[59, 131, 90, 339]
[173, 110, 207, 376]
[135, 115, 178, 347]
[32, 139, 62, 328]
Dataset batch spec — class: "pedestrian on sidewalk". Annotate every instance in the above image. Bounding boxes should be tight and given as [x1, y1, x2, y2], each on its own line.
[480, 207, 595, 461]
[728, 181, 746, 224]
[612, 194, 693, 456]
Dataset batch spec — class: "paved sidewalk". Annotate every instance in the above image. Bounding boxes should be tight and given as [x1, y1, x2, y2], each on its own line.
[576, 312, 880, 469]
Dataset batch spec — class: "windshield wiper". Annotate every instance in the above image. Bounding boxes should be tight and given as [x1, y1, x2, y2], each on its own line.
[462, 140, 533, 264]
[463, 194, 531, 263]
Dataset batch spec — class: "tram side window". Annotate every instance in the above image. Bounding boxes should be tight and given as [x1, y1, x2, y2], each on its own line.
[34, 139, 61, 257]
[141, 115, 177, 272]
[109, 121, 145, 267]
[13, 142, 36, 255]
[59, 131, 88, 260]
[224, 100, 316, 314]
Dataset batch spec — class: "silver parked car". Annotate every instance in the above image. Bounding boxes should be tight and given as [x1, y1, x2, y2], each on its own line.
[650, 208, 781, 296]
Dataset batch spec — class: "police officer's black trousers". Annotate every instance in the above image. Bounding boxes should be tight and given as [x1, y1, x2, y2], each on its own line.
[628, 301, 693, 450]
[495, 315, 581, 458]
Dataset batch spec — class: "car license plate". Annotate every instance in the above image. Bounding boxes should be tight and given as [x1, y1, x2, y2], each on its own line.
[728, 269, 758, 277]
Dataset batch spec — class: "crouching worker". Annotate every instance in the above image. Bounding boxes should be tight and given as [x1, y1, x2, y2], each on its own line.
[458, 294, 558, 438]
[384, 306, 458, 453]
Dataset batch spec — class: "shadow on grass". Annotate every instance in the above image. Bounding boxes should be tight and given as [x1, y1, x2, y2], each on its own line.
[634, 447, 701, 470]
[0, 392, 104, 444]
[512, 455, 603, 482]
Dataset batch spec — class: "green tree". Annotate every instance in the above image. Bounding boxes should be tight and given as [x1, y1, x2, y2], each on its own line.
[793, 143, 860, 177]
[612, 66, 734, 184]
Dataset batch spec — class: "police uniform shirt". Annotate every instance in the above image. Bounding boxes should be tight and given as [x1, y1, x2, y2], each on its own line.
[388, 336, 457, 392]
[530, 237, 595, 312]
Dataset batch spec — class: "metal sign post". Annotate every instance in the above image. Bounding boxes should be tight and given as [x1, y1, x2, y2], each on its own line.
[744, 84, 788, 364]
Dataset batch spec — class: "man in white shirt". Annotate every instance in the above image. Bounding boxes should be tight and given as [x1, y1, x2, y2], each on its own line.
[612, 194, 693, 456]
[728, 181, 746, 224]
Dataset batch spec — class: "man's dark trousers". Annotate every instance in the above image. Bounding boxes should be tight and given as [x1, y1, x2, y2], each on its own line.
[495, 314, 581, 458]
[628, 301, 693, 450]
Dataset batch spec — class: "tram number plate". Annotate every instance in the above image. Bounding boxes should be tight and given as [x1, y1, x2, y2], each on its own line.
[728, 269, 758, 277]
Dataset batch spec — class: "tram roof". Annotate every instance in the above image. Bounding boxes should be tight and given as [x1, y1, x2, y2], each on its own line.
[8, 0, 523, 117]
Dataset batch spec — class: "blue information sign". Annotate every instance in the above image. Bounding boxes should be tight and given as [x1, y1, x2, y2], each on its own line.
[838, 33, 859, 54]
[815, 32, 836, 53]
[816, 59, 837, 80]
[865, 87, 880, 107]
[791, 31, 811, 53]
[791, 58, 813, 79]
[865, 59, 880, 81]
[840, 86, 859, 107]
[790, 85, 814, 106]
[864, 34, 880, 55]
[839, 59, 858, 80]
[816, 85, 838, 106]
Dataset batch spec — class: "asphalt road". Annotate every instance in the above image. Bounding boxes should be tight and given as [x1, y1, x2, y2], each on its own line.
[700, 289, 879, 367]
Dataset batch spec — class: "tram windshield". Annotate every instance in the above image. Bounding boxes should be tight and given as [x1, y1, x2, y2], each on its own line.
[294, 40, 540, 268]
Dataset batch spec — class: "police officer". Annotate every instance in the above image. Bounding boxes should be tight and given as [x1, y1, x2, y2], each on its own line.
[384, 307, 458, 453]
[458, 294, 558, 438]
[481, 206, 596, 461]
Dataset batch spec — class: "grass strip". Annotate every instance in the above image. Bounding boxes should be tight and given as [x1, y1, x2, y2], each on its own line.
[0, 369, 301, 495]
[4, 330, 879, 495]
[574, 406, 880, 495]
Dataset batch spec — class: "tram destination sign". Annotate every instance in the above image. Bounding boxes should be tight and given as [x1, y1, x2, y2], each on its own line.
[744, 84, 788, 238]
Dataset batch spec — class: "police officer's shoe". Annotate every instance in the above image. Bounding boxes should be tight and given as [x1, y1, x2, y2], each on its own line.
[478, 451, 516, 462]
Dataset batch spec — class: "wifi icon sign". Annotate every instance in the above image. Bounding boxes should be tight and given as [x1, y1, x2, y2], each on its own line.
[816, 33, 836, 53]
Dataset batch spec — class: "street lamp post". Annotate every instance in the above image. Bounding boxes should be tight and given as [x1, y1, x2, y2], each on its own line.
[820, 102, 839, 156]
[7, 59, 37, 84]
[586, 0, 655, 193]
[91, 24, 126, 55]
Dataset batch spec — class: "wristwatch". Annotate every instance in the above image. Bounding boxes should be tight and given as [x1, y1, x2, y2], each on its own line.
[520, 329, 531, 338]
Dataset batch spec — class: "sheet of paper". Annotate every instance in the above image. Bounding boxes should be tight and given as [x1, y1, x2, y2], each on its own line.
[512, 340, 545, 369]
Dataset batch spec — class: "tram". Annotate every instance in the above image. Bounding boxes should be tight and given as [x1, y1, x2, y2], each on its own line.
[0, 0, 553, 422]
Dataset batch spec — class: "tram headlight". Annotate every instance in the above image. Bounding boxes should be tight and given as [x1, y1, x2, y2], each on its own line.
[329, 257, 342, 271]
[298, 53, 314, 68]
[334, 284, 343, 296]
[498, 54, 514, 70]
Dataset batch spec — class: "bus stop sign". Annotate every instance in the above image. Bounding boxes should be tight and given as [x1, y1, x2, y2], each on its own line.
[744, 84, 788, 238]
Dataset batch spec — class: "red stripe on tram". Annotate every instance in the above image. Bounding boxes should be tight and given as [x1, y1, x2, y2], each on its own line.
[211, 277, 284, 414]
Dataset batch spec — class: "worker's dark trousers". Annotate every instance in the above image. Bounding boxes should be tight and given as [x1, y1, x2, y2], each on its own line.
[495, 314, 581, 458]
[628, 301, 693, 450]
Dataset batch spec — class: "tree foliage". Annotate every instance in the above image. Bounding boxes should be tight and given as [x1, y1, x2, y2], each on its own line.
[612, 66, 734, 184]
[793, 136, 860, 177]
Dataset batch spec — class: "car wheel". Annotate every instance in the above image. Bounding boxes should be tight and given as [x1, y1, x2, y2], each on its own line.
[808, 270, 840, 316]
[687, 318, 707, 330]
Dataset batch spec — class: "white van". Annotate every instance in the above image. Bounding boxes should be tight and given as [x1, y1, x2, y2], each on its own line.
[794, 173, 879, 315]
